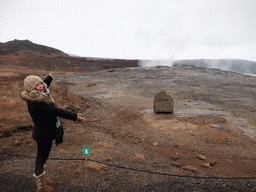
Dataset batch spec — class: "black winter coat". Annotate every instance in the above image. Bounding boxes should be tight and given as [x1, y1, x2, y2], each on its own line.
[21, 76, 77, 142]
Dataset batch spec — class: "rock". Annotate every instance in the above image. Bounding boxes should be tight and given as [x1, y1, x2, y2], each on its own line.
[210, 124, 221, 128]
[153, 141, 159, 146]
[171, 162, 182, 167]
[201, 163, 212, 168]
[173, 144, 179, 147]
[184, 166, 197, 172]
[86, 83, 96, 87]
[209, 161, 219, 166]
[196, 154, 206, 160]
[153, 90, 174, 113]
[13, 140, 21, 146]
[172, 155, 181, 160]
[172, 142, 179, 147]
[135, 154, 146, 161]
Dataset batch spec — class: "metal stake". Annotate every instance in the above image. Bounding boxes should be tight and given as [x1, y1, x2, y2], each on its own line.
[85, 158, 87, 190]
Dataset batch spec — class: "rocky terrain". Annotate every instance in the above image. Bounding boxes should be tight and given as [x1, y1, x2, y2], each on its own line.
[0, 40, 256, 191]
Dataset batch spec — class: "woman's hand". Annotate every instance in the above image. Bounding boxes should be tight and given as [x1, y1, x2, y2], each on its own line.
[77, 113, 85, 121]
[49, 72, 55, 78]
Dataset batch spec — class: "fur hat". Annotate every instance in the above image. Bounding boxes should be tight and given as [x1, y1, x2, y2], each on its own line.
[24, 75, 47, 92]
[21, 75, 53, 104]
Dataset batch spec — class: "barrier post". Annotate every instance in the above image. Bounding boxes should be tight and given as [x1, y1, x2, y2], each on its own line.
[83, 148, 91, 190]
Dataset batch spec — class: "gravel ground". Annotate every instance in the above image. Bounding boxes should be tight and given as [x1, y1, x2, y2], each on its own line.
[1, 65, 256, 191]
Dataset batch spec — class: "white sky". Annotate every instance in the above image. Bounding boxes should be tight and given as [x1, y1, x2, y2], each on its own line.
[1, 0, 256, 61]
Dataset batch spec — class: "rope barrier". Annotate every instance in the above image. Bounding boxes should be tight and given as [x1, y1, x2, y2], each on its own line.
[2, 153, 256, 180]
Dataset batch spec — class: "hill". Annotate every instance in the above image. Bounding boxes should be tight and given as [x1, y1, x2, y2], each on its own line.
[0, 39, 139, 72]
[0, 39, 68, 57]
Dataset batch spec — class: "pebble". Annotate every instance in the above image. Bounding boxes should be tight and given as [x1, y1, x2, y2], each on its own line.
[184, 166, 197, 172]
[172, 155, 181, 160]
[196, 154, 206, 160]
[173, 143, 179, 147]
[210, 124, 221, 128]
[171, 162, 182, 167]
[209, 161, 219, 166]
[201, 163, 212, 168]
[13, 140, 21, 146]
[153, 141, 159, 146]
[135, 154, 146, 161]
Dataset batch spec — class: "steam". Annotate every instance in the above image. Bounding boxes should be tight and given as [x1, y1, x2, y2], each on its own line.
[138, 58, 256, 75]
[138, 59, 174, 68]
[180, 59, 256, 74]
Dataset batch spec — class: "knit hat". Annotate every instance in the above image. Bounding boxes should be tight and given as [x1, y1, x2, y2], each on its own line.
[24, 75, 47, 92]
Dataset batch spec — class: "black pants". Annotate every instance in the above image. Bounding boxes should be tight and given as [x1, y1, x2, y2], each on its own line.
[35, 139, 53, 176]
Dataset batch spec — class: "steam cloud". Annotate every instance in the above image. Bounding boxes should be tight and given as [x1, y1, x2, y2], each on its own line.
[138, 59, 256, 75]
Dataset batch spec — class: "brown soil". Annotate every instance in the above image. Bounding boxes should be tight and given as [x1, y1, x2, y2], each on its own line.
[1, 65, 256, 191]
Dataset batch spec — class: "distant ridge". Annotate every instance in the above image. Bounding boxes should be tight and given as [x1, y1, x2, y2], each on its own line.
[0, 39, 68, 57]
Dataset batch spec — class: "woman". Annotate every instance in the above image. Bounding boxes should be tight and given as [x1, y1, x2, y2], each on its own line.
[21, 72, 84, 192]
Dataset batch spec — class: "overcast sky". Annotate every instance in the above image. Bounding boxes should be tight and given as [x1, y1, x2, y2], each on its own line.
[1, 0, 256, 61]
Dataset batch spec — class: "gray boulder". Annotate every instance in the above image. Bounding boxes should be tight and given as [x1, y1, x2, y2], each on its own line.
[153, 90, 174, 113]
